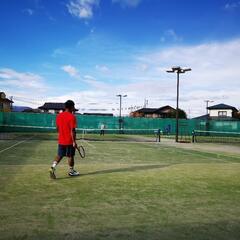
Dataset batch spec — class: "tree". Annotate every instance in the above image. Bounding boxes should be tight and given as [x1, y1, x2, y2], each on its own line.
[233, 111, 240, 120]
[167, 109, 187, 119]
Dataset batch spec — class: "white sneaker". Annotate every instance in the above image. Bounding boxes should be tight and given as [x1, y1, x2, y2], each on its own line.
[49, 167, 56, 179]
[68, 169, 80, 177]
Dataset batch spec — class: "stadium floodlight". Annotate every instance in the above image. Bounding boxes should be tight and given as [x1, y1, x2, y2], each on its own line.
[172, 66, 181, 71]
[166, 66, 191, 142]
[182, 68, 192, 72]
[116, 94, 127, 131]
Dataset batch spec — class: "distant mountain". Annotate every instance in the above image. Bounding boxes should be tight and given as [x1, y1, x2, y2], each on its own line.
[12, 106, 32, 112]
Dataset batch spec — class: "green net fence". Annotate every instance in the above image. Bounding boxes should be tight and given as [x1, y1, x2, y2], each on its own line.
[193, 130, 240, 143]
[0, 112, 240, 140]
[0, 112, 197, 133]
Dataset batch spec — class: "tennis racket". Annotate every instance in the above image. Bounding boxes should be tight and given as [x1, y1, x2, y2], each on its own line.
[76, 145, 85, 158]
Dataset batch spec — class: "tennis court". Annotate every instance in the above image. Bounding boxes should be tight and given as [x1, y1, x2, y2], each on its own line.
[0, 134, 240, 240]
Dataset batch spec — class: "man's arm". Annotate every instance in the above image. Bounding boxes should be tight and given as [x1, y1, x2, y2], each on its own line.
[71, 128, 77, 148]
[71, 115, 77, 148]
[56, 115, 59, 133]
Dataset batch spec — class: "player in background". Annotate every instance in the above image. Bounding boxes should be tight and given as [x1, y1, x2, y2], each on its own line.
[49, 100, 80, 179]
[100, 123, 105, 136]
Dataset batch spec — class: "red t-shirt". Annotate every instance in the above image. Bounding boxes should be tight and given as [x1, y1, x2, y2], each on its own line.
[56, 111, 77, 145]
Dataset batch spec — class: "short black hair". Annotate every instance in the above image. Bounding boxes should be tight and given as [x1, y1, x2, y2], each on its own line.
[65, 100, 75, 109]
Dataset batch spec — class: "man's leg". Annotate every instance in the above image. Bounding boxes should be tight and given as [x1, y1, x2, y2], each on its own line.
[50, 145, 65, 179]
[68, 156, 74, 168]
[49, 156, 63, 179]
[68, 156, 80, 176]
[52, 155, 63, 167]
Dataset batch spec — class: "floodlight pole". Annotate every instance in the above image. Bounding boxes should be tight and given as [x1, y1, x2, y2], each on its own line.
[166, 67, 191, 142]
[116, 94, 127, 131]
[176, 71, 180, 143]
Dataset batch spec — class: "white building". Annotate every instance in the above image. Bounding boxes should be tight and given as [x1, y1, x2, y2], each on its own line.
[207, 103, 238, 119]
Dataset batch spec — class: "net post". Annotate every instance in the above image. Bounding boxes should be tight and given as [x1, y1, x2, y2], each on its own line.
[82, 129, 85, 140]
[155, 129, 161, 142]
[192, 130, 195, 143]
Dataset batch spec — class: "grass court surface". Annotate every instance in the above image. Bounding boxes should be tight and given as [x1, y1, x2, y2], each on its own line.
[0, 135, 240, 240]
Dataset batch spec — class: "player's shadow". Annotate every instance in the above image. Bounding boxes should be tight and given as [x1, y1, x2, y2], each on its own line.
[56, 164, 171, 180]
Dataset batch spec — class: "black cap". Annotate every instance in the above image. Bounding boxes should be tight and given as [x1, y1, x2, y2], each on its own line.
[64, 100, 75, 109]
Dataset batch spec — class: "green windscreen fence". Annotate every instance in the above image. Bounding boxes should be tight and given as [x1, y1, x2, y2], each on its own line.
[0, 112, 240, 135]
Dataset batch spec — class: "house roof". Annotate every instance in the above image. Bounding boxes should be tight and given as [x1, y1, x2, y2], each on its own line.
[0, 98, 13, 103]
[192, 114, 209, 120]
[0, 92, 13, 103]
[207, 103, 237, 111]
[132, 106, 175, 114]
[157, 105, 175, 112]
[39, 102, 79, 111]
[134, 108, 158, 114]
[39, 102, 65, 110]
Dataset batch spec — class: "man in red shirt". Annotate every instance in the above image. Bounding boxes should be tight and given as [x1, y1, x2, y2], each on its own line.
[49, 100, 80, 179]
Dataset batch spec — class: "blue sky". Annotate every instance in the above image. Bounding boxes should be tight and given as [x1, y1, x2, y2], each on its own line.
[0, 0, 240, 116]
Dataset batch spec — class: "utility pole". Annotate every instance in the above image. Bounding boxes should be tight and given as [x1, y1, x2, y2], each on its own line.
[204, 100, 214, 115]
[143, 98, 148, 108]
[166, 66, 191, 142]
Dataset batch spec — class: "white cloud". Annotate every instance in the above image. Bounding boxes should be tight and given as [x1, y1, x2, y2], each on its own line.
[66, 0, 99, 19]
[161, 29, 182, 42]
[112, 0, 142, 8]
[23, 8, 34, 16]
[4, 39, 240, 117]
[66, 0, 141, 21]
[224, 1, 240, 10]
[0, 68, 47, 91]
[129, 39, 240, 116]
[64, 38, 240, 116]
[52, 48, 66, 57]
[0, 68, 48, 107]
[45, 91, 112, 112]
[84, 74, 95, 80]
[137, 63, 148, 72]
[95, 64, 110, 73]
[61, 65, 80, 78]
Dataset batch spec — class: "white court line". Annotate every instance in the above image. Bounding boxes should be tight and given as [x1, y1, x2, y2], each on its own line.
[81, 140, 96, 149]
[0, 137, 33, 154]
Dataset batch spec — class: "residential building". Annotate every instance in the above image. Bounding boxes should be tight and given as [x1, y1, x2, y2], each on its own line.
[130, 105, 178, 118]
[0, 92, 13, 112]
[38, 103, 64, 113]
[38, 102, 79, 114]
[193, 103, 239, 120]
[207, 103, 238, 120]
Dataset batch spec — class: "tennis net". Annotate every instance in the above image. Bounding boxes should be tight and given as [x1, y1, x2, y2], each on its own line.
[193, 130, 240, 143]
[0, 125, 161, 142]
[0, 125, 57, 140]
[80, 128, 161, 142]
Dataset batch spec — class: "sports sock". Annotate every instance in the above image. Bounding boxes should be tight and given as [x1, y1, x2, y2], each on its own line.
[52, 161, 58, 168]
[69, 166, 74, 172]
